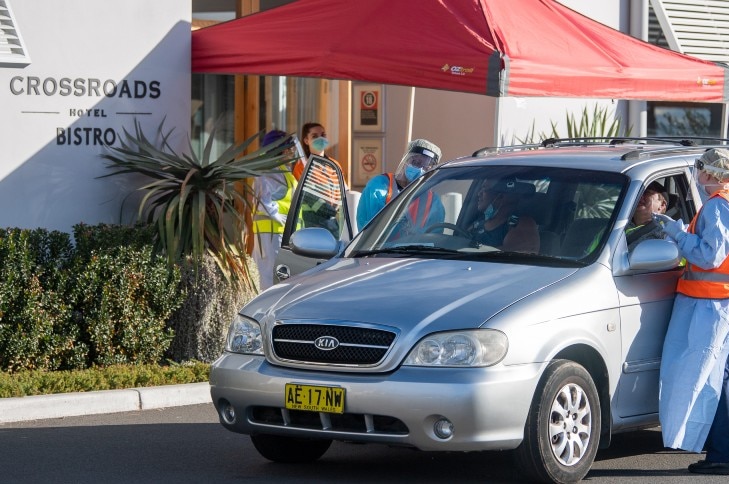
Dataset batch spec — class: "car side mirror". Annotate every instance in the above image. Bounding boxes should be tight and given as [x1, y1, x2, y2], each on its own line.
[628, 239, 681, 271]
[290, 227, 340, 259]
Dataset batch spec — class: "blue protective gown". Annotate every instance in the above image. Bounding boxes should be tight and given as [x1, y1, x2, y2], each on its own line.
[356, 173, 445, 232]
[357, 174, 392, 231]
[659, 196, 729, 452]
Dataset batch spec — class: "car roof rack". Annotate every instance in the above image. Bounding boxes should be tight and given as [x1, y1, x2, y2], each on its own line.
[472, 136, 729, 157]
[541, 136, 701, 147]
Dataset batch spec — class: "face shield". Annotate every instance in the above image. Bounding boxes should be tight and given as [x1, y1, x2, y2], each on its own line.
[394, 147, 440, 186]
[694, 158, 729, 199]
[288, 135, 307, 163]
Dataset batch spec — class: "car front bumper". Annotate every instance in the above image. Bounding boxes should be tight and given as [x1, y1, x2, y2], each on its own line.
[209, 352, 543, 452]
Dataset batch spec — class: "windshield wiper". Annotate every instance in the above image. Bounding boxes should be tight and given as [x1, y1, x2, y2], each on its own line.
[468, 250, 585, 266]
[351, 245, 461, 258]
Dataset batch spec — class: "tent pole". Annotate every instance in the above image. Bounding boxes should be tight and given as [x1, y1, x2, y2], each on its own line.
[493, 96, 501, 147]
[406, 86, 415, 148]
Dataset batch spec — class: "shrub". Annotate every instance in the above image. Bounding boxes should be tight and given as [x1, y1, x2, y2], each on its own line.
[0, 361, 210, 397]
[73, 244, 183, 366]
[73, 222, 157, 262]
[0, 228, 84, 372]
[516, 103, 632, 144]
[0, 224, 187, 373]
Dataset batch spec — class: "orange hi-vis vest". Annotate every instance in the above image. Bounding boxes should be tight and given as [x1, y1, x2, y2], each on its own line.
[385, 173, 433, 228]
[385, 173, 397, 203]
[676, 189, 729, 299]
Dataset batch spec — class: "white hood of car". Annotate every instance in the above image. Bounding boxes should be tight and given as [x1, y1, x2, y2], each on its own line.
[245, 258, 577, 333]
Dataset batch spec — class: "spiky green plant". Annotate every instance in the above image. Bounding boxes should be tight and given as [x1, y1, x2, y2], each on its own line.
[100, 119, 296, 290]
[516, 103, 632, 144]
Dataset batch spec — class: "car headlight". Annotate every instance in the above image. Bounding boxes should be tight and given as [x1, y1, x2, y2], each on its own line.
[403, 329, 508, 367]
[225, 314, 263, 355]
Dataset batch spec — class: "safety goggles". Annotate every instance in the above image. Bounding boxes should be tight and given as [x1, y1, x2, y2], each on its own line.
[407, 153, 438, 170]
[695, 158, 729, 177]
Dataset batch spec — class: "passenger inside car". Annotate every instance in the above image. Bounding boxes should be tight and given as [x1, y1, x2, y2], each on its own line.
[583, 180, 669, 255]
[468, 178, 540, 253]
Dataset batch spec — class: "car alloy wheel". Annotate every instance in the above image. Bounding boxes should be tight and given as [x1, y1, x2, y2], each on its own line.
[515, 359, 601, 484]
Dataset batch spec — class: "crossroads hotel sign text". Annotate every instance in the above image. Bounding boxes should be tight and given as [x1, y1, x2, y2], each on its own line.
[0, 0, 191, 233]
[9, 76, 162, 146]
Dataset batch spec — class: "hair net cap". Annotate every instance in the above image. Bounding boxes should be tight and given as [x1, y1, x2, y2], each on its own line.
[262, 130, 287, 146]
[699, 148, 729, 171]
[698, 148, 729, 181]
[406, 139, 442, 163]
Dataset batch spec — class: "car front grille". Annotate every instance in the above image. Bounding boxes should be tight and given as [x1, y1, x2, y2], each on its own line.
[250, 406, 409, 435]
[271, 324, 396, 365]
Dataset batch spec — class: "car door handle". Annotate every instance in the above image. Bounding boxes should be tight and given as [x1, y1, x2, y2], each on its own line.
[275, 264, 290, 281]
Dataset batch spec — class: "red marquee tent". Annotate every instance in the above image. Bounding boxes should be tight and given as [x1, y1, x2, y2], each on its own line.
[191, 0, 729, 103]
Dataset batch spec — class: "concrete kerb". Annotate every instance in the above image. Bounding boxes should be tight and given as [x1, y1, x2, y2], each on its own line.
[0, 382, 211, 424]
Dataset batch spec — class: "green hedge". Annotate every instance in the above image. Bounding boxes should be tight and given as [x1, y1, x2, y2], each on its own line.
[0, 361, 210, 398]
[0, 224, 184, 373]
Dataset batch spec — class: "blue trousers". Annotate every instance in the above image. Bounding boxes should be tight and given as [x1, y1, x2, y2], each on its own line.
[705, 351, 729, 462]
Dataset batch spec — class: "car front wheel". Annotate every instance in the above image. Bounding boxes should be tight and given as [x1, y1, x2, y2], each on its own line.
[250, 434, 332, 463]
[515, 359, 601, 484]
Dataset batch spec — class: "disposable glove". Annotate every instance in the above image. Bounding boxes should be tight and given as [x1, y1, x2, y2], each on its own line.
[652, 213, 684, 239]
[274, 213, 287, 226]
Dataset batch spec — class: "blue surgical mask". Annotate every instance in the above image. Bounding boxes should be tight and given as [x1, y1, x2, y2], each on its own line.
[405, 165, 424, 183]
[310, 137, 329, 153]
[483, 203, 498, 221]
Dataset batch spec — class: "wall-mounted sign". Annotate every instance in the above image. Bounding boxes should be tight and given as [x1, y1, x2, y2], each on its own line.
[0, 0, 191, 233]
[353, 83, 383, 132]
[353, 137, 383, 186]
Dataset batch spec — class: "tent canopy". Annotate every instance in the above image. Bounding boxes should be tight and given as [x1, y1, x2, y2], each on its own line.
[192, 0, 729, 103]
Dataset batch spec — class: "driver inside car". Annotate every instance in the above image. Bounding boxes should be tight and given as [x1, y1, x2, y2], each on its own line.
[469, 178, 540, 253]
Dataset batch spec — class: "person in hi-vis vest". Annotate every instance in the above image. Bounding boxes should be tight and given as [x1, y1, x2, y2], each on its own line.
[356, 139, 443, 232]
[655, 148, 729, 476]
[252, 130, 298, 291]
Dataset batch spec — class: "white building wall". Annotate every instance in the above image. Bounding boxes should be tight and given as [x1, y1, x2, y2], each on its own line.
[0, 0, 191, 232]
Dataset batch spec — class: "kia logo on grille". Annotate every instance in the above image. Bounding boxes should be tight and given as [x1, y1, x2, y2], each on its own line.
[314, 336, 340, 351]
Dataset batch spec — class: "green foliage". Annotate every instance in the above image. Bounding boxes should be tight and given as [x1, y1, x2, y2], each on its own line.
[73, 222, 156, 262]
[0, 228, 83, 372]
[0, 361, 210, 398]
[73, 245, 182, 366]
[517, 103, 632, 144]
[576, 185, 621, 219]
[0, 224, 186, 373]
[100, 119, 297, 289]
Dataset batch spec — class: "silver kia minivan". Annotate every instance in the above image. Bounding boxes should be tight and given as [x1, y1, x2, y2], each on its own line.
[210, 139, 720, 483]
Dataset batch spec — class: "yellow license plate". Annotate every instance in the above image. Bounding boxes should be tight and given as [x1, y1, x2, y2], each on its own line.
[284, 383, 345, 414]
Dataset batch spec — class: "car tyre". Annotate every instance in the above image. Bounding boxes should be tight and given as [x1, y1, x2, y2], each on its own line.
[515, 359, 601, 484]
[250, 434, 332, 463]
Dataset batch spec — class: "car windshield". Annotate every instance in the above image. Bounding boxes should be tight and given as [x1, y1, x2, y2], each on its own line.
[346, 164, 627, 265]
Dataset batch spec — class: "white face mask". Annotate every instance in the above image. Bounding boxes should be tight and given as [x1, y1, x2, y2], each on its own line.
[698, 170, 726, 198]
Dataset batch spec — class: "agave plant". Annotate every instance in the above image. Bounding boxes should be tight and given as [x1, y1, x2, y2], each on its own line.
[100, 119, 296, 289]
[516, 103, 632, 144]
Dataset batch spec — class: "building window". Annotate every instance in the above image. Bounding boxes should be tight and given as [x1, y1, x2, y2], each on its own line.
[0, 0, 31, 67]
[646, 3, 727, 140]
[647, 102, 724, 140]
[191, 74, 235, 160]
